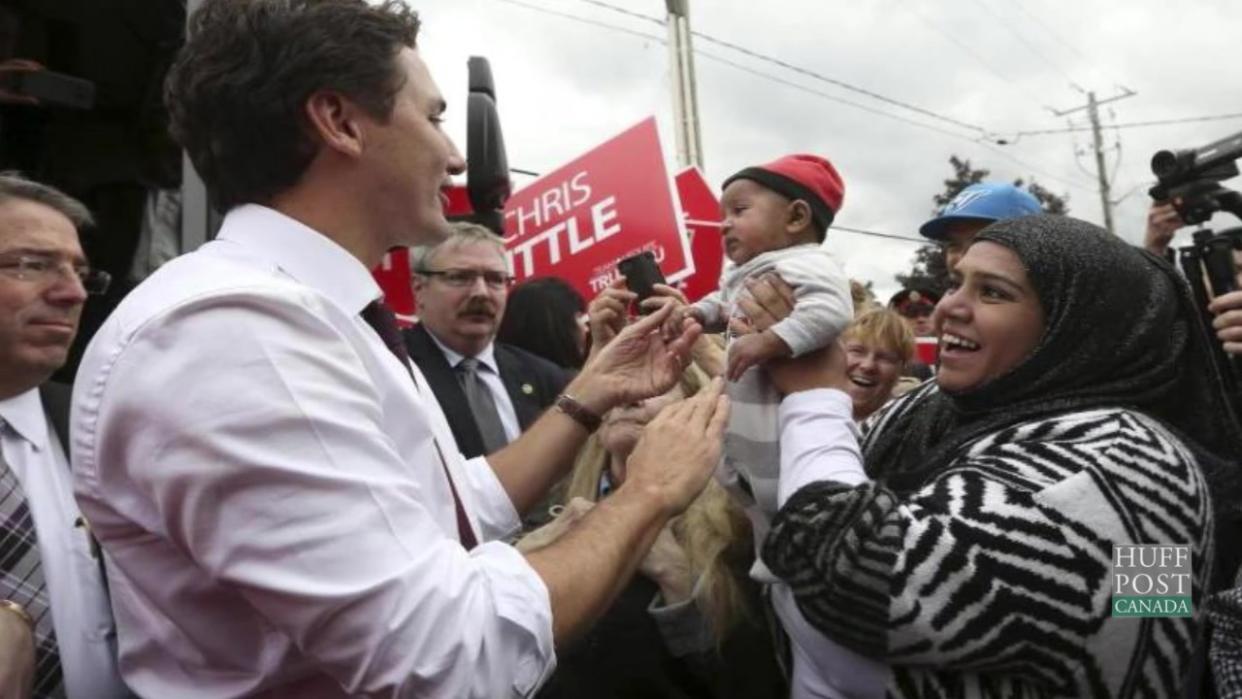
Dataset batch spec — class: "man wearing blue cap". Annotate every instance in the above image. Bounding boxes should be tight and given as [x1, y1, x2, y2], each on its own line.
[919, 182, 1043, 270]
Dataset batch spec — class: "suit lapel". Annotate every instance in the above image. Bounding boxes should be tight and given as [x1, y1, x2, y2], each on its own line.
[403, 324, 486, 458]
[495, 346, 541, 431]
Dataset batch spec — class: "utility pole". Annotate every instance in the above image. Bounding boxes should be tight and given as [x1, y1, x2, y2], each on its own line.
[1051, 87, 1136, 235]
[665, 0, 704, 170]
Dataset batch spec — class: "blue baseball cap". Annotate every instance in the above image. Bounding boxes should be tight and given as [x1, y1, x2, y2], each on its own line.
[919, 182, 1043, 240]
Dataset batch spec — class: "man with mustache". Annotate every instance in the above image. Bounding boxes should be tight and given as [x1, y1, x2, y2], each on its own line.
[405, 222, 572, 460]
[0, 173, 127, 699]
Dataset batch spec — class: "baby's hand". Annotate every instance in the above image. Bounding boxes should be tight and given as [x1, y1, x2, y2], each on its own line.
[664, 304, 705, 343]
[726, 329, 791, 381]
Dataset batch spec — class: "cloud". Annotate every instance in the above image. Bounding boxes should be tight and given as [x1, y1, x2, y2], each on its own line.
[413, 0, 1242, 300]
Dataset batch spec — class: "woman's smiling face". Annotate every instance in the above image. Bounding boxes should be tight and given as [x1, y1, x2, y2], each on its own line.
[933, 241, 1046, 394]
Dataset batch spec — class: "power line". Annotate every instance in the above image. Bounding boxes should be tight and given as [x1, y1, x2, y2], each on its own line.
[963, 0, 1080, 89]
[492, 0, 665, 43]
[494, 0, 982, 140]
[566, 0, 989, 135]
[903, 0, 1048, 112]
[1008, 0, 1091, 65]
[1006, 112, 1242, 138]
[832, 225, 927, 244]
[696, 51, 1094, 192]
[571, 0, 665, 26]
[689, 30, 989, 135]
[694, 52, 977, 142]
[489, 0, 1096, 192]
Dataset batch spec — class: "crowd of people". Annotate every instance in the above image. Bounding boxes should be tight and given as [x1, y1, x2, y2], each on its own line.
[3, 1, 1242, 698]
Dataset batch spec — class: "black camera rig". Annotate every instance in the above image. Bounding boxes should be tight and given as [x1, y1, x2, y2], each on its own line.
[1150, 130, 1242, 400]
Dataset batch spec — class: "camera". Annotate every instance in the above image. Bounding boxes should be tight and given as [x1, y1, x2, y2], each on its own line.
[1149, 130, 1242, 225]
[1150, 130, 1242, 409]
[617, 251, 666, 311]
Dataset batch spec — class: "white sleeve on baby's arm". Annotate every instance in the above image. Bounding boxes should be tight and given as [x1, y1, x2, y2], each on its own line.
[766, 249, 853, 357]
[778, 389, 868, 507]
[690, 290, 728, 333]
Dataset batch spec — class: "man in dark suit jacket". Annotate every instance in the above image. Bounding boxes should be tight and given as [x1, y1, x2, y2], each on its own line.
[403, 223, 571, 460]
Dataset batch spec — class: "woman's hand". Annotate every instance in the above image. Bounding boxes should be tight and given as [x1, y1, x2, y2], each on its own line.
[731, 273, 796, 336]
[730, 273, 848, 395]
[587, 277, 636, 353]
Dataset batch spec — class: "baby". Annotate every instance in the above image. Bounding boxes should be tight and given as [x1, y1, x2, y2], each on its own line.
[684, 154, 853, 581]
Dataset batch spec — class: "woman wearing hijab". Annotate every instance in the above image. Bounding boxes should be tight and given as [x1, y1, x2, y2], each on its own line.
[749, 216, 1242, 698]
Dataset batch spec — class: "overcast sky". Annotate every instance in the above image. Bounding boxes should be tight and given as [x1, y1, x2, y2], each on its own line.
[412, 0, 1242, 301]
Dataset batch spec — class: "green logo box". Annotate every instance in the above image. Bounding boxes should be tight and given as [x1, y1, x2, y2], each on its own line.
[1111, 544, 1193, 618]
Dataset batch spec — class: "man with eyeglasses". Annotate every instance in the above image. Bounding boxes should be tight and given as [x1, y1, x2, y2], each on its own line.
[0, 173, 128, 699]
[405, 222, 571, 462]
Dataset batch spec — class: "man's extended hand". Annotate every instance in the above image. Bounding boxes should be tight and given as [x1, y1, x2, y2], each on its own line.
[570, 301, 702, 414]
[625, 377, 729, 515]
[0, 607, 35, 699]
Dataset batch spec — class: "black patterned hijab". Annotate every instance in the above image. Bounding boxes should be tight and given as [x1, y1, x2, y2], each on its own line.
[865, 215, 1242, 521]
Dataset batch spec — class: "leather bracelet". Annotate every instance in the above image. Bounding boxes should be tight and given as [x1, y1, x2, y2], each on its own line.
[554, 393, 602, 433]
[0, 599, 33, 632]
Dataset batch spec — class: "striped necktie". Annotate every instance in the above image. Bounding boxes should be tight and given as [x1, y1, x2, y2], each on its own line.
[0, 422, 64, 698]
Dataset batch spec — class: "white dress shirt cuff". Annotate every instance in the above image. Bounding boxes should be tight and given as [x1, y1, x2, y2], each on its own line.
[472, 540, 558, 694]
[461, 456, 524, 542]
[778, 389, 867, 507]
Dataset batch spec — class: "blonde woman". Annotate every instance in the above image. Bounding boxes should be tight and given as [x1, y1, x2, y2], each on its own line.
[524, 362, 786, 699]
[840, 309, 916, 419]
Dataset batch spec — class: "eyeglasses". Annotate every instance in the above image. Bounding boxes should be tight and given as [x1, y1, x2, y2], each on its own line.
[0, 252, 111, 295]
[418, 268, 514, 290]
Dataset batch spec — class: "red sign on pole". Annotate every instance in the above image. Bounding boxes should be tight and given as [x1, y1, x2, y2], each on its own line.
[501, 117, 694, 300]
[674, 166, 724, 302]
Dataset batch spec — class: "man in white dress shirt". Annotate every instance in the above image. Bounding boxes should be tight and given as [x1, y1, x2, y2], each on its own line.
[0, 174, 129, 699]
[70, 1, 728, 697]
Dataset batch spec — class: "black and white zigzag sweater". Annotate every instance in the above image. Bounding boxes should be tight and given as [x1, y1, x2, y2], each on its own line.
[764, 383, 1214, 698]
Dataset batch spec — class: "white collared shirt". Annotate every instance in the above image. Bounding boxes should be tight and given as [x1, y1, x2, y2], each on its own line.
[424, 334, 521, 443]
[71, 204, 555, 698]
[0, 389, 129, 699]
[772, 389, 887, 699]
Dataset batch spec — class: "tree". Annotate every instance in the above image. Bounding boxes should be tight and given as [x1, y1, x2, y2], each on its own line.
[898, 156, 1071, 294]
[895, 244, 950, 296]
[931, 155, 989, 212]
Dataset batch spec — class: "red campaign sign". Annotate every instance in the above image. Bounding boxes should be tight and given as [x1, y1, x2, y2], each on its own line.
[674, 166, 724, 302]
[501, 117, 694, 301]
[373, 246, 416, 324]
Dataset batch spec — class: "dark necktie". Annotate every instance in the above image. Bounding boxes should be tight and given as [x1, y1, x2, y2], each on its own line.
[455, 358, 509, 454]
[0, 425, 65, 698]
[360, 301, 478, 549]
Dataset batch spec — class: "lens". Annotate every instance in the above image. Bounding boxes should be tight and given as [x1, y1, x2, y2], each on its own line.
[1151, 150, 1185, 178]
